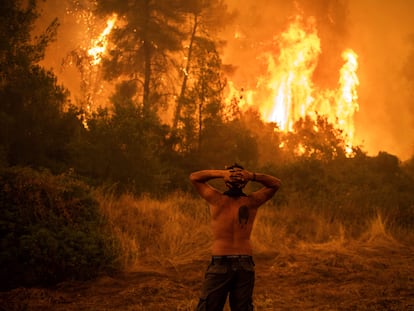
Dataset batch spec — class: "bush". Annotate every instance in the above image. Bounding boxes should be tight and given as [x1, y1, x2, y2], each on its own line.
[266, 153, 414, 235]
[0, 167, 119, 290]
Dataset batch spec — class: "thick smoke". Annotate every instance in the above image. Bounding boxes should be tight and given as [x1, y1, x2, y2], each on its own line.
[348, 0, 414, 160]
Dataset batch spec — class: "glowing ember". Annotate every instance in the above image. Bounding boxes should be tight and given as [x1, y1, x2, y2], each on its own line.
[88, 14, 117, 65]
[227, 15, 360, 154]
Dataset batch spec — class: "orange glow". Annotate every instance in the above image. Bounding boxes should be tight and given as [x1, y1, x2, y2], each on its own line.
[88, 14, 117, 65]
[264, 16, 321, 132]
[226, 16, 360, 154]
[336, 49, 359, 152]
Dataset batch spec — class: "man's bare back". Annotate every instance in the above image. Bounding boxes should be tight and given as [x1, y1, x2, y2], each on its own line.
[190, 166, 281, 255]
[210, 195, 258, 255]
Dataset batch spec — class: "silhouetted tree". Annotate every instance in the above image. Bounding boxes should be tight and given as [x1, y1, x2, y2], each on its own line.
[280, 114, 347, 162]
[95, 0, 186, 115]
[183, 38, 227, 153]
[173, 0, 234, 130]
[402, 154, 414, 180]
[237, 108, 283, 166]
[0, 0, 83, 172]
[72, 81, 172, 194]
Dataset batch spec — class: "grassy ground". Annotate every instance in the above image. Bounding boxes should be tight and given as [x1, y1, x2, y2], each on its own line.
[1, 193, 414, 310]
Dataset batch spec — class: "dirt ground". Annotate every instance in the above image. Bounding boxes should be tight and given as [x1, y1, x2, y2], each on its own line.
[1, 239, 414, 311]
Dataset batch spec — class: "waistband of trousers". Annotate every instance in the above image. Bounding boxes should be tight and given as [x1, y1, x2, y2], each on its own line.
[211, 255, 253, 262]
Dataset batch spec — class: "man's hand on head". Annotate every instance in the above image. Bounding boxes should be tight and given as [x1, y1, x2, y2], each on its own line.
[228, 167, 244, 183]
[223, 169, 233, 183]
[228, 168, 256, 185]
[237, 169, 256, 182]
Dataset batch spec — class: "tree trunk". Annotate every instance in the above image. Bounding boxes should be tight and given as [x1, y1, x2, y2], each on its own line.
[142, 0, 151, 116]
[173, 14, 198, 130]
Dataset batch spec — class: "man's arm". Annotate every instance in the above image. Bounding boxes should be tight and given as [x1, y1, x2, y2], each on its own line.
[189, 170, 230, 204]
[244, 170, 281, 206]
[250, 172, 281, 189]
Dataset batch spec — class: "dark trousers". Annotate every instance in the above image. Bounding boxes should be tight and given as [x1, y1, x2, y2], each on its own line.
[196, 255, 255, 311]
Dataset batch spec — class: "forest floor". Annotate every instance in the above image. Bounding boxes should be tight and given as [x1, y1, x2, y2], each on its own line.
[1, 237, 414, 311]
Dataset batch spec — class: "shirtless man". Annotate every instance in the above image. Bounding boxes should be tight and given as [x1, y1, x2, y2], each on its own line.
[190, 163, 281, 311]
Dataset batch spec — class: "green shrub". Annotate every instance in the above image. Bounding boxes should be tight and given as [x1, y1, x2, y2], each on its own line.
[267, 154, 414, 234]
[0, 166, 119, 290]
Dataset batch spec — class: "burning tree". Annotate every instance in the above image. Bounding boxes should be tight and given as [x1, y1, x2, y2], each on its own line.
[225, 14, 360, 158]
[94, 0, 186, 116]
[90, 0, 235, 154]
[172, 0, 234, 130]
[60, 1, 117, 118]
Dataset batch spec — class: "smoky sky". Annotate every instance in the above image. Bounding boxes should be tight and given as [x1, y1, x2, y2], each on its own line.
[39, 0, 414, 160]
[348, 0, 414, 160]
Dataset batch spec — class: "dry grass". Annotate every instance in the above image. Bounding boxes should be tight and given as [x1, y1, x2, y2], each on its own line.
[2, 193, 413, 310]
[97, 192, 411, 270]
[97, 192, 213, 269]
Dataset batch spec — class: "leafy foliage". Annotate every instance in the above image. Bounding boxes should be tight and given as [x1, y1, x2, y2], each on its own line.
[0, 167, 119, 290]
[280, 114, 348, 161]
[71, 87, 173, 194]
[173, 0, 234, 131]
[0, 0, 83, 172]
[270, 151, 414, 235]
[96, 0, 186, 113]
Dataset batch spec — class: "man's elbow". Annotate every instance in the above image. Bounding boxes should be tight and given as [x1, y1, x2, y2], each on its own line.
[272, 178, 282, 190]
[189, 172, 199, 184]
[189, 173, 194, 184]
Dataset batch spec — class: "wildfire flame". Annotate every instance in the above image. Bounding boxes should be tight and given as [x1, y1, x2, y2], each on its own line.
[265, 16, 321, 132]
[227, 16, 360, 154]
[88, 14, 117, 65]
[336, 49, 359, 152]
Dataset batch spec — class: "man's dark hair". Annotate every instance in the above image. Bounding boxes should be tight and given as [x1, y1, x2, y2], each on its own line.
[225, 163, 244, 170]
